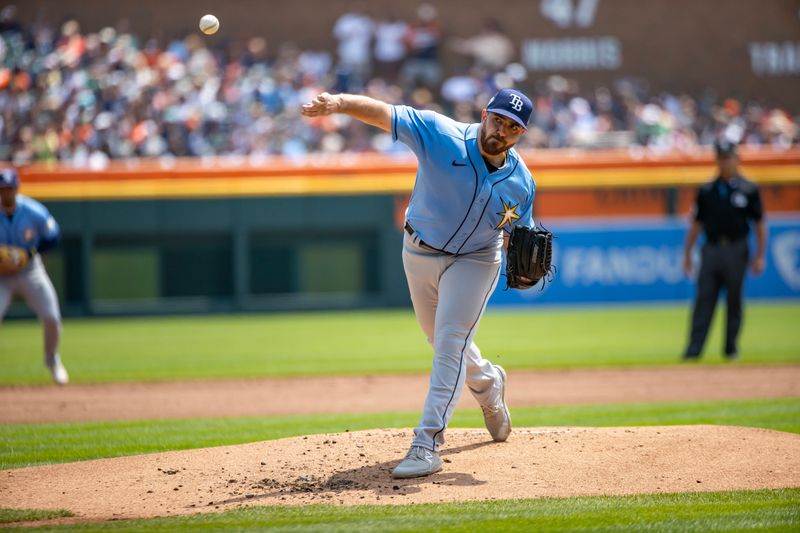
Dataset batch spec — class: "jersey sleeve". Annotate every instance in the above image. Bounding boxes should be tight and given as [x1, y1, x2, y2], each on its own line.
[693, 188, 706, 222]
[508, 181, 535, 234]
[36, 204, 61, 253]
[39, 208, 60, 240]
[748, 186, 764, 222]
[517, 199, 534, 230]
[391, 105, 436, 157]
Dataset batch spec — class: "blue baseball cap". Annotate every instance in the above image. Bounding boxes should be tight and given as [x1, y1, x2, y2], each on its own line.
[486, 88, 533, 129]
[0, 168, 18, 188]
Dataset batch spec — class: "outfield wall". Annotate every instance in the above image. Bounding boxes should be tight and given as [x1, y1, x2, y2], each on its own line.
[489, 216, 800, 308]
[33, 196, 406, 317]
[9, 149, 800, 316]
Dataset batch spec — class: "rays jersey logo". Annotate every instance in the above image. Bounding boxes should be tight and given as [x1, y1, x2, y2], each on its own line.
[495, 198, 520, 230]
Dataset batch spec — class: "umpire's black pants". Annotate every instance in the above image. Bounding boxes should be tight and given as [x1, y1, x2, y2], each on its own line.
[685, 239, 749, 357]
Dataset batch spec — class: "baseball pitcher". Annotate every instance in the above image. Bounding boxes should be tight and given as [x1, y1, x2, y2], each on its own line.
[302, 88, 550, 478]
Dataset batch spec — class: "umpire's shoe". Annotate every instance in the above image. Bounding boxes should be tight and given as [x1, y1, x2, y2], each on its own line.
[392, 446, 442, 479]
[482, 364, 511, 442]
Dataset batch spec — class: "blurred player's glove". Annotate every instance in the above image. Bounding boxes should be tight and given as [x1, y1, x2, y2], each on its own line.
[505, 225, 554, 290]
[0, 245, 30, 275]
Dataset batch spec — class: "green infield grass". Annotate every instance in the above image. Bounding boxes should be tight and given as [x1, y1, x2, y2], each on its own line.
[0, 508, 72, 525]
[3, 397, 798, 469]
[3, 302, 798, 385]
[6, 489, 799, 532]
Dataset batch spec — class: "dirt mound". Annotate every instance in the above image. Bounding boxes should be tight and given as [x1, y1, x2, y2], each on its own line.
[2, 426, 799, 522]
[3, 365, 798, 424]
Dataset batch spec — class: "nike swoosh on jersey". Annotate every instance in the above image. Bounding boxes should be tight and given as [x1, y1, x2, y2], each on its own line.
[451, 160, 467, 167]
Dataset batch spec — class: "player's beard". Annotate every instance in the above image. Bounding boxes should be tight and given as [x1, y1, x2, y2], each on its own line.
[0, 190, 16, 213]
[479, 127, 512, 156]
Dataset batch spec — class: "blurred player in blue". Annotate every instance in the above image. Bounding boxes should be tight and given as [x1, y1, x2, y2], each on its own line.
[0, 168, 68, 384]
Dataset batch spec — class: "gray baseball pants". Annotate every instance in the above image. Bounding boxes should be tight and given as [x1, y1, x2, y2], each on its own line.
[0, 255, 62, 365]
[402, 231, 505, 452]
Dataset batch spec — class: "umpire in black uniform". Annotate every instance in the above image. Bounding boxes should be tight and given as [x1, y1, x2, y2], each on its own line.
[682, 141, 767, 360]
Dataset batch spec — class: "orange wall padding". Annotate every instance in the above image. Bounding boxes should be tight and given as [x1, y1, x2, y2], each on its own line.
[18, 148, 800, 218]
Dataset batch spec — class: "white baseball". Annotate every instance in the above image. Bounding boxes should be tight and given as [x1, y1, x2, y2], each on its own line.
[199, 14, 219, 35]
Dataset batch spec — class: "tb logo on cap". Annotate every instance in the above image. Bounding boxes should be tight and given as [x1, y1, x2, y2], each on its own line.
[509, 94, 524, 112]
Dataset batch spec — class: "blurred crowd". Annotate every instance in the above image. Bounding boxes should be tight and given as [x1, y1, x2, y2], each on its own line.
[1, 4, 798, 167]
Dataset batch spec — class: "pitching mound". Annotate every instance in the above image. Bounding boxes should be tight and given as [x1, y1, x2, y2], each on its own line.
[2, 425, 799, 522]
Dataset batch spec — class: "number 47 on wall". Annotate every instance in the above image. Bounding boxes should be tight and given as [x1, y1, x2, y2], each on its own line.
[541, 0, 600, 28]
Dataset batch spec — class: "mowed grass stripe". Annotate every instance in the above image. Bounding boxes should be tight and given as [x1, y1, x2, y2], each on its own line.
[2, 398, 798, 469]
[5, 489, 799, 532]
[0, 508, 72, 525]
[3, 303, 799, 385]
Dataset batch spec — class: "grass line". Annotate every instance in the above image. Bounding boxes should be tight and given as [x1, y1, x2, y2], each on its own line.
[2, 398, 798, 469]
[6, 489, 799, 532]
[2, 303, 798, 384]
[0, 508, 72, 525]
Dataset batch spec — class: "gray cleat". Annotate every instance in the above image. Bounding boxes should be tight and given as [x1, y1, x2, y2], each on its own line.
[481, 364, 511, 442]
[391, 446, 442, 479]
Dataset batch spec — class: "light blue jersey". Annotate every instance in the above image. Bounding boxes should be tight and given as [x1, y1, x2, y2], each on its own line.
[392, 105, 535, 255]
[0, 195, 60, 254]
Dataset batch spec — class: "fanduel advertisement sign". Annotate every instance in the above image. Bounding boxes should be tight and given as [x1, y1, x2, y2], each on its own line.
[489, 217, 800, 306]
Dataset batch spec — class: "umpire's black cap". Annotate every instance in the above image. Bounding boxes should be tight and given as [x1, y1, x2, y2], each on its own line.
[714, 140, 738, 158]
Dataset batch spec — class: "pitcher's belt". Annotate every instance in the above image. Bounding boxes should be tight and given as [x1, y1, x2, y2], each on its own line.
[404, 222, 455, 255]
